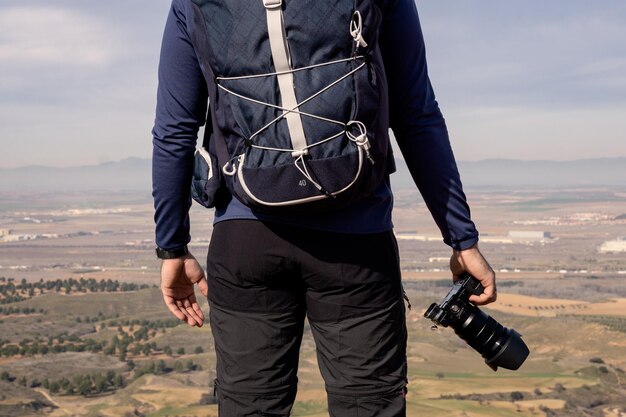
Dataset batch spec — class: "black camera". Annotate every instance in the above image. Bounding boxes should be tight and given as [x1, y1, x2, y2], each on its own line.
[424, 274, 529, 371]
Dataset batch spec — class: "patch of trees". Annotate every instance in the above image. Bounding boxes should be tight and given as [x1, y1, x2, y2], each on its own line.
[2, 373, 44, 388]
[0, 333, 107, 357]
[76, 311, 120, 324]
[0, 306, 45, 315]
[0, 294, 26, 305]
[529, 304, 574, 311]
[4, 370, 125, 396]
[99, 319, 183, 361]
[50, 319, 195, 362]
[2, 359, 201, 399]
[1, 333, 154, 359]
[0, 318, 202, 362]
[42, 370, 125, 396]
[105, 317, 180, 331]
[133, 359, 200, 379]
[0, 277, 155, 304]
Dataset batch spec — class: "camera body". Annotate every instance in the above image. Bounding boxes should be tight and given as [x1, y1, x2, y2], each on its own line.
[424, 274, 530, 371]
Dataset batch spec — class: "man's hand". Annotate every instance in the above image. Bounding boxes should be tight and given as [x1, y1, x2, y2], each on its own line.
[450, 244, 497, 306]
[160, 253, 209, 327]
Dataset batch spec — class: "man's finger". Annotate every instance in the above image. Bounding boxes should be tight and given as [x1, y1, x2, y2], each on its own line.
[187, 292, 205, 322]
[163, 295, 186, 321]
[182, 298, 204, 327]
[190, 300, 205, 323]
[469, 285, 497, 305]
[176, 299, 197, 326]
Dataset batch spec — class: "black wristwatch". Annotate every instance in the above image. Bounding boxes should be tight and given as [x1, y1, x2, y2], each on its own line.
[155, 245, 189, 260]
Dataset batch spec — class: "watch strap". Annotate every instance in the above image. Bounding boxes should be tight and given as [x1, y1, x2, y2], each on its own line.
[155, 245, 189, 259]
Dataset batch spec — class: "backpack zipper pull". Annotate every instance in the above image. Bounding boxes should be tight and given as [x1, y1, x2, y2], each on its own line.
[346, 120, 375, 165]
[350, 11, 368, 49]
[358, 136, 375, 165]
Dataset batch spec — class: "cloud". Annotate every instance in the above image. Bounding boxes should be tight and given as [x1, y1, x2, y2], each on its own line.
[0, 6, 120, 67]
[0, 2, 171, 168]
[418, 1, 626, 109]
[0, 3, 167, 110]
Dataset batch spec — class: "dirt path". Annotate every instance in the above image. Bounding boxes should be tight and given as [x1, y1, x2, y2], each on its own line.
[34, 388, 72, 416]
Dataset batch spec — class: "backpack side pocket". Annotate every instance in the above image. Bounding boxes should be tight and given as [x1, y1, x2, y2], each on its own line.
[191, 144, 222, 208]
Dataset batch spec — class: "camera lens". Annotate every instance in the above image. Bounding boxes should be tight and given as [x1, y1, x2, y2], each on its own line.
[453, 305, 529, 371]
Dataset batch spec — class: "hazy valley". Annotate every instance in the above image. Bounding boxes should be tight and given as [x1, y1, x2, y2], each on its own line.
[0, 163, 625, 416]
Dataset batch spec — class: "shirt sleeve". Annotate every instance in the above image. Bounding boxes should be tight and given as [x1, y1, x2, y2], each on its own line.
[152, 0, 208, 250]
[379, 0, 479, 250]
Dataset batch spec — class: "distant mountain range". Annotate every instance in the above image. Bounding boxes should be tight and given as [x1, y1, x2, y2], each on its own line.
[392, 157, 626, 189]
[0, 157, 625, 193]
[0, 158, 152, 193]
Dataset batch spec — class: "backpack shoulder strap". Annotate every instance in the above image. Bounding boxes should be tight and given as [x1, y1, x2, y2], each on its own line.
[201, 105, 213, 150]
[263, 0, 307, 152]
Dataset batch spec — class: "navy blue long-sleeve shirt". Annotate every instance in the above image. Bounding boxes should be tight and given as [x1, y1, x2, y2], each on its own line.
[152, 0, 479, 251]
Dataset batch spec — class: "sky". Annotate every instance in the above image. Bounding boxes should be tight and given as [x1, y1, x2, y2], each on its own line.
[0, 0, 625, 168]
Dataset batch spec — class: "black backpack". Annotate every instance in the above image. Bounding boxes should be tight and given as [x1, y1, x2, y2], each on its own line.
[190, 0, 392, 212]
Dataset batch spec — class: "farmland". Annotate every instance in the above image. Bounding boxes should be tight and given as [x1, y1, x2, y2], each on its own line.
[0, 187, 625, 416]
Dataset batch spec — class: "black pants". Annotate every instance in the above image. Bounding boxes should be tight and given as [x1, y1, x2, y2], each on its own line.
[206, 220, 408, 417]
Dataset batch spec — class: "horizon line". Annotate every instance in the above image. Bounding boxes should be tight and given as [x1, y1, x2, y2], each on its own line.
[2, 155, 626, 170]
